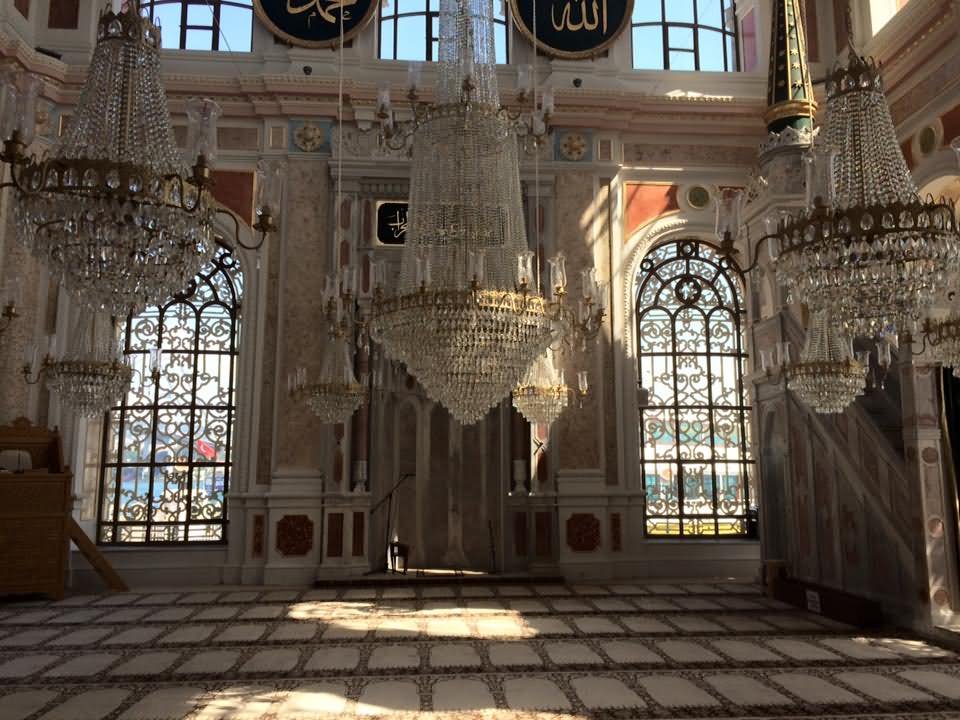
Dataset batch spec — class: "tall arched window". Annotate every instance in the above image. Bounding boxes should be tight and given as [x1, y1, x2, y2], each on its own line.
[636, 240, 752, 536]
[632, 0, 738, 71]
[379, 0, 508, 63]
[98, 243, 243, 544]
[142, 0, 254, 51]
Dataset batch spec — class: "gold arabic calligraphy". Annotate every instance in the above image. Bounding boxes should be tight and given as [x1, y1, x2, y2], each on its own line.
[550, 0, 608, 33]
[388, 209, 408, 239]
[286, 0, 357, 25]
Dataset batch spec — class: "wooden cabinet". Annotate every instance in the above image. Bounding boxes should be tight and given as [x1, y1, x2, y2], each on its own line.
[0, 418, 73, 600]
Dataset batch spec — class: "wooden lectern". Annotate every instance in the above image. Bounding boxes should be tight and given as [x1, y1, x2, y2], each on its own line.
[0, 418, 73, 599]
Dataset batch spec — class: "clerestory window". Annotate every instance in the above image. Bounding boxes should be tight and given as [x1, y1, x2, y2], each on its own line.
[142, 0, 254, 52]
[632, 0, 738, 72]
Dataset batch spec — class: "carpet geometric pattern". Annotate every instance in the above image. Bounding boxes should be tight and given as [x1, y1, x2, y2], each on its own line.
[0, 581, 958, 719]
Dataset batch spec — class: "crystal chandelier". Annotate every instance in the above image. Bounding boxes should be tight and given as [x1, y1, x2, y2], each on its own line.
[787, 310, 867, 414]
[513, 349, 571, 426]
[368, 0, 605, 425]
[770, 53, 960, 337]
[289, 273, 368, 425]
[24, 308, 132, 417]
[0, 1, 276, 316]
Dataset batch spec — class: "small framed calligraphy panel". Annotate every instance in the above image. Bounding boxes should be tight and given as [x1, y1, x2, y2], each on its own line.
[509, 0, 633, 59]
[253, 0, 378, 48]
[375, 201, 408, 246]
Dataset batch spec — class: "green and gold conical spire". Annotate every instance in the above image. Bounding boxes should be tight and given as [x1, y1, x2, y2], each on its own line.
[764, 0, 815, 133]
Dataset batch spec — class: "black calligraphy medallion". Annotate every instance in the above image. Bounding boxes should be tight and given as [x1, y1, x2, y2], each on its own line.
[253, 0, 378, 48]
[376, 201, 408, 245]
[509, 0, 633, 59]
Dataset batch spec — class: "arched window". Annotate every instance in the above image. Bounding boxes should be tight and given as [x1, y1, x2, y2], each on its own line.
[142, 0, 254, 51]
[635, 240, 752, 536]
[632, 0, 738, 71]
[98, 243, 243, 544]
[379, 0, 509, 63]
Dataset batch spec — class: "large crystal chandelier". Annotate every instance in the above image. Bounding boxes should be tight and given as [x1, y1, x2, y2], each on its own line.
[368, 0, 604, 425]
[24, 308, 133, 417]
[771, 53, 960, 337]
[787, 310, 867, 414]
[0, 1, 275, 316]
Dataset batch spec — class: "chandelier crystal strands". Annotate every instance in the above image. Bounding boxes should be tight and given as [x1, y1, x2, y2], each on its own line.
[289, 271, 368, 424]
[787, 310, 868, 414]
[368, 0, 605, 425]
[0, 1, 277, 317]
[769, 52, 960, 338]
[24, 309, 133, 418]
[513, 348, 569, 426]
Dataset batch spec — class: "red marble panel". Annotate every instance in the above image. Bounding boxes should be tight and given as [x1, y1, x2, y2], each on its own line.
[48, 0, 78, 28]
[514, 511, 528, 557]
[14, 0, 29, 19]
[610, 512, 622, 552]
[251, 514, 264, 558]
[624, 183, 678, 240]
[211, 170, 254, 226]
[327, 512, 344, 557]
[566, 513, 601, 552]
[276, 514, 314, 556]
[534, 511, 552, 557]
[352, 511, 364, 557]
[805, 1, 820, 63]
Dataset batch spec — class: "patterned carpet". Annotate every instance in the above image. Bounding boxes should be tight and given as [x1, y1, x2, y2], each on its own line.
[0, 580, 958, 719]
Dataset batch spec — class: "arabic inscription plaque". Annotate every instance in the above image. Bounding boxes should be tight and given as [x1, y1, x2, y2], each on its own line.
[253, 0, 378, 48]
[509, 0, 633, 59]
[376, 201, 408, 245]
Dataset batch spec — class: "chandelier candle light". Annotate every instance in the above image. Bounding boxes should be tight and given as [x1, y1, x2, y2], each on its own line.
[0, 0, 278, 317]
[23, 308, 133, 418]
[368, 0, 605, 425]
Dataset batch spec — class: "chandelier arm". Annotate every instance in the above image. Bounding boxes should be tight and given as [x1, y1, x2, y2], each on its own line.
[213, 207, 267, 252]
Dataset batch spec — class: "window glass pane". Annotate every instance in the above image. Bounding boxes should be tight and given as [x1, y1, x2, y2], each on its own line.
[494, 0, 506, 20]
[218, 5, 253, 51]
[398, 0, 428, 13]
[669, 49, 695, 70]
[380, 19, 395, 58]
[99, 244, 242, 545]
[494, 23, 507, 64]
[395, 15, 427, 60]
[726, 34, 737, 70]
[431, 38, 438, 60]
[664, 0, 695, 23]
[636, 241, 751, 538]
[185, 28, 213, 49]
[633, 25, 665, 69]
[696, 0, 723, 28]
[187, 3, 214, 25]
[633, 1, 661, 23]
[668, 25, 694, 49]
[697, 28, 724, 70]
[153, 4, 182, 48]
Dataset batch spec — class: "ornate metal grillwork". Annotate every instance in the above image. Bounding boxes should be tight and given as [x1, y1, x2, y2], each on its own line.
[97, 242, 243, 544]
[635, 240, 753, 537]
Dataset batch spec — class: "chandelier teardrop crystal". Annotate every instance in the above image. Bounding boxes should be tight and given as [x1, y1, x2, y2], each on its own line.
[45, 309, 133, 418]
[773, 55, 960, 337]
[368, 0, 559, 425]
[788, 310, 867, 414]
[1, 1, 217, 316]
[512, 349, 570, 427]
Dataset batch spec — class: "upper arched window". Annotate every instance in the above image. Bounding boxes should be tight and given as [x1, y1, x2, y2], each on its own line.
[635, 240, 753, 537]
[143, 0, 254, 52]
[98, 243, 243, 544]
[379, 0, 509, 63]
[632, 0, 738, 71]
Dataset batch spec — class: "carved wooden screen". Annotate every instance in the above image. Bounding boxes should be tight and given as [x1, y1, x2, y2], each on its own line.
[635, 240, 752, 536]
[98, 243, 243, 544]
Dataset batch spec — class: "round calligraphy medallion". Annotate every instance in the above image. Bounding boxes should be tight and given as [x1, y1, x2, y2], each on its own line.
[509, 0, 634, 59]
[253, 0, 378, 48]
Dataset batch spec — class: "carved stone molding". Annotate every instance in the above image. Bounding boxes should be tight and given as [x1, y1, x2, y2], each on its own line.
[566, 513, 601, 552]
[276, 514, 314, 556]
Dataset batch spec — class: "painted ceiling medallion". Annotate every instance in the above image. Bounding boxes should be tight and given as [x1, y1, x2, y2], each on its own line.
[253, 0, 378, 48]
